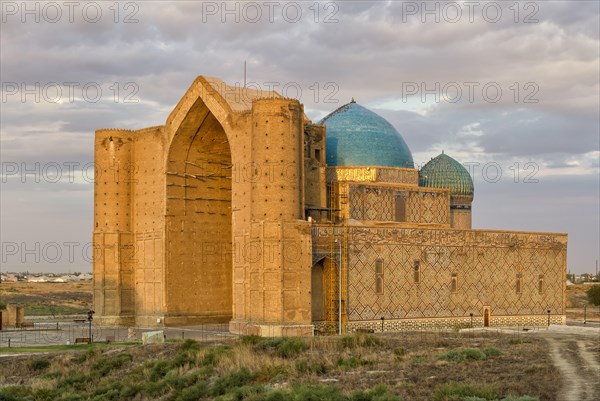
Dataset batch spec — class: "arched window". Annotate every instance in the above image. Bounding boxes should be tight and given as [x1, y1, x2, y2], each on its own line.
[375, 259, 384, 295]
[413, 261, 420, 283]
[516, 273, 523, 294]
[451, 273, 458, 293]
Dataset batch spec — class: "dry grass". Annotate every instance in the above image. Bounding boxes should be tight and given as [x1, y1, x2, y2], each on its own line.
[0, 281, 92, 316]
[0, 332, 559, 401]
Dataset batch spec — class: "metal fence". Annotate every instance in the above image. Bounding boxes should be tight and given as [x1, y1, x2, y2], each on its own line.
[0, 321, 238, 348]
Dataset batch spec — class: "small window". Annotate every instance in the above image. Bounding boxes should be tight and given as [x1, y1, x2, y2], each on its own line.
[451, 273, 458, 293]
[395, 192, 406, 222]
[538, 275, 544, 294]
[375, 259, 384, 294]
[375, 259, 384, 275]
[314, 148, 321, 162]
[516, 273, 523, 294]
[413, 261, 420, 283]
[375, 276, 384, 294]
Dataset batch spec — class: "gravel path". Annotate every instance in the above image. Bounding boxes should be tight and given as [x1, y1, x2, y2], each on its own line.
[546, 333, 600, 401]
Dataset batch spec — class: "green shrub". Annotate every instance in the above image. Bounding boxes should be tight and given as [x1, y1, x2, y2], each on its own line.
[149, 359, 173, 381]
[351, 384, 401, 401]
[289, 383, 346, 401]
[57, 371, 92, 391]
[210, 367, 254, 396]
[74, 348, 97, 364]
[463, 397, 538, 401]
[266, 390, 288, 401]
[337, 356, 371, 370]
[161, 371, 193, 392]
[119, 383, 142, 399]
[438, 350, 465, 362]
[340, 333, 382, 349]
[91, 385, 121, 401]
[174, 382, 208, 401]
[260, 337, 285, 349]
[241, 335, 263, 345]
[57, 393, 85, 401]
[275, 338, 307, 358]
[438, 348, 488, 362]
[433, 383, 498, 400]
[0, 386, 33, 401]
[201, 345, 233, 367]
[141, 380, 169, 398]
[179, 338, 200, 352]
[91, 353, 132, 376]
[462, 348, 487, 360]
[393, 347, 406, 361]
[255, 364, 287, 382]
[215, 383, 265, 400]
[28, 358, 51, 372]
[32, 388, 58, 401]
[43, 371, 62, 380]
[173, 349, 198, 367]
[483, 347, 502, 358]
[259, 337, 307, 358]
[411, 356, 426, 365]
[295, 360, 329, 375]
[587, 285, 600, 306]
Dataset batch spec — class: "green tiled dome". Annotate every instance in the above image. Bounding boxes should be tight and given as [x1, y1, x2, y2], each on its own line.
[419, 153, 474, 199]
[319, 101, 414, 168]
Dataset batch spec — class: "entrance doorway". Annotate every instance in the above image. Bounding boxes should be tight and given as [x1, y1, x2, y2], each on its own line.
[483, 307, 491, 327]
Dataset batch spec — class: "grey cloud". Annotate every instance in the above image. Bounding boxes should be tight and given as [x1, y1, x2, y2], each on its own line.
[0, 0, 598, 273]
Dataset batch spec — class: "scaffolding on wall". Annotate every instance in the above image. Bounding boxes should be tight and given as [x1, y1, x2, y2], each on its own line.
[323, 181, 348, 334]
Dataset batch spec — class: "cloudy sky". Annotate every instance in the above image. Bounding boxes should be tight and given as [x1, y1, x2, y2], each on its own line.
[1, 0, 598, 274]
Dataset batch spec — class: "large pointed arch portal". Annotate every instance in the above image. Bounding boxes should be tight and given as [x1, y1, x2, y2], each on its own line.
[165, 97, 232, 324]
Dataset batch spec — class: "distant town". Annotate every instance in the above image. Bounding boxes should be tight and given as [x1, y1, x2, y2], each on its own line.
[0, 272, 92, 283]
[566, 272, 600, 285]
[1, 271, 598, 284]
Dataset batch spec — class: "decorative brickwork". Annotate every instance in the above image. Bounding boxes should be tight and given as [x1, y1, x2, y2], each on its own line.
[344, 315, 565, 332]
[326, 167, 418, 185]
[312, 225, 566, 330]
[95, 76, 567, 336]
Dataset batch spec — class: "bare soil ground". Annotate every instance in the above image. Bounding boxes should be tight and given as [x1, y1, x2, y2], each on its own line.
[0, 281, 92, 316]
[546, 332, 600, 401]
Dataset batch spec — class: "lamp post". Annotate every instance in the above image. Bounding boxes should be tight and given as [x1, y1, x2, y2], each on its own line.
[87, 310, 95, 343]
[546, 309, 551, 327]
[583, 305, 587, 325]
[469, 313, 474, 339]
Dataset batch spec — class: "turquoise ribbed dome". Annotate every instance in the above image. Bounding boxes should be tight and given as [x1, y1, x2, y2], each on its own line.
[319, 101, 414, 168]
[419, 153, 474, 198]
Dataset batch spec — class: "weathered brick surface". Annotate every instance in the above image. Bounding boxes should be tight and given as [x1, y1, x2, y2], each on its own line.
[94, 76, 566, 335]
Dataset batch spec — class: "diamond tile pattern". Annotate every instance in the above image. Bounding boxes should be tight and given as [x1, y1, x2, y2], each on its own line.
[348, 185, 449, 224]
[312, 226, 566, 322]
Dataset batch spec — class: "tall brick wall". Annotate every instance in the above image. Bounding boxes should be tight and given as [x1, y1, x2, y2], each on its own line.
[93, 129, 136, 325]
[95, 77, 315, 334]
[312, 225, 567, 330]
[131, 127, 166, 324]
[329, 181, 450, 225]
